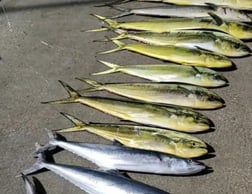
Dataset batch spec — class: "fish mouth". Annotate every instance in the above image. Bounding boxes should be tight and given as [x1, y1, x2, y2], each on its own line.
[186, 160, 207, 174]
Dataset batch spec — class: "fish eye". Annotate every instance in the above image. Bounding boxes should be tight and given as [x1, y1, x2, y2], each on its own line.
[234, 44, 241, 49]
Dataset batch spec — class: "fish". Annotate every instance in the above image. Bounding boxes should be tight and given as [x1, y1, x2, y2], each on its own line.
[42, 81, 212, 133]
[110, 29, 251, 57]
[38, 130, 207, 174]
[102, 0, 252, 11]
[99, 40, 232, 68]
[111, 5, 252, 22]
[22, 145, 169, 194]
[57, 112, 208, 158]
[94, 60, 228, 87]
[90, 13, 252, 40]
[136, 0, 252, 11]
[77, 78, 225, 109]
[21, 174, 38, 194]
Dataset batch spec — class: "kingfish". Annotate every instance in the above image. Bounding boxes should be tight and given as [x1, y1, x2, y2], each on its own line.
[91, 14, 252, 39]
[110, 29, 251, 57]
[22, 147, 169, 194]
[39, 130, 207, 174]
[42, 81, 211, 133]
[57, 112, 208, 158]
[94, 60, 228, 87]
[111, 5, 252, 22]
[77, 78, 225, 109]
[99, 40, 232, 68]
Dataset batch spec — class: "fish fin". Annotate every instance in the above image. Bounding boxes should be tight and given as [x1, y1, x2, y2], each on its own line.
[92, 60, 120, 75]
[109, 6, 132, 19]
[86, 27, 109, 32]
[57, 112, 87, 133]
[208, 12, 223, 26]
[22, 144, 47, 176]
[41, 80, 80, 104]
[90, 14, 118, 29]
[76, 77, 102, 88]
[204, 3, 218, 10]
[102, 169, 130, 179]
[112, 140, 124, 146]
[95, 0, 132, 7]
[99, 40, 126, 54]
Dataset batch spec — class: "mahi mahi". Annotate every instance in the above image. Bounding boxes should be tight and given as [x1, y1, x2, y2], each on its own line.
[91, 14, 252, 39]
[94, 60, 228, 87]
[56, 112, 208, 158]
[39, 130, 207, 173]
[22, 147, 169, 194]
[77, 78, 225, 109]
[110, 29, 251, 57]
[100, 40, 232, 68]
[42, 81, 211, 133]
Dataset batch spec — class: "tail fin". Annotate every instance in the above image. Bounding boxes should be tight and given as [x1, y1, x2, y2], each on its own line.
[86, 27, 109, 32]
[92, 60, 120, 75]
[95, 0, 133, 7]
[57, 112, 88, 133]
[21, 143, 47, 176]
[76, 77, 103, 93]
[99, 40, 126, 54]
[41, 80, 80, 105]
[90, 14, 118, 29]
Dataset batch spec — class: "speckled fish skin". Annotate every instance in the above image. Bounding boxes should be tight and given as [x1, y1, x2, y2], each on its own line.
[42, 81, 211, 133]
[77, 78, 225, 109]
[94, 61, 228, 87]
[112, 5, 252, 22]
[92, 14, 252, 40]
[100, 40, 232, 68]
[23, 150, 169, 194]
[56, 113, 208, 158]
[137, 0, 252, 11]
[40, 130, 206, 173]
[21, 174, 37, 194]
[111, 30, 251, 57]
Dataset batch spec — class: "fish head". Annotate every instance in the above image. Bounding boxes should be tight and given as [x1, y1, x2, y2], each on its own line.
[176, 139, 208, 158]
[196, 71, 228, 87]
[228, 22, 252, 40]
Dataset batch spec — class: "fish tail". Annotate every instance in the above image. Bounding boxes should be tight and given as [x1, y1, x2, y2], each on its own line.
[95, 0, 133, 7]
[76, 77, 102, 93]
[57, 112, 88, 133]
[99, 40, 126, 54]
[90, 14, 118, 29]
[110, 6, 132, 19]
[92, 60, 120, 75]
[86, 27, 109, 32]
[41, 80, 80, 105]
[21, 143, 47, 176]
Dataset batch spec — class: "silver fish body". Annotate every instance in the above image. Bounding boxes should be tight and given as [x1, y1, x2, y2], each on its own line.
[23, 151, 169, 194]
[42, 131, 206, 175]
[112, 5, 252, 22]
[94, 60, 228, 87]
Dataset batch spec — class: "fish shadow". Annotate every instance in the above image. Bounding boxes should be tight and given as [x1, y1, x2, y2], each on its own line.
[32, 176, 47, 194]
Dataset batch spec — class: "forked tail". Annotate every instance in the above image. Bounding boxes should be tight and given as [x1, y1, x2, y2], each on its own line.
[76, 77, 103, 93]
[92, 60, 120, 75]
[99, 40, 126, 54]
[56, 112, 88, 133]
[41, 80, 81, 105]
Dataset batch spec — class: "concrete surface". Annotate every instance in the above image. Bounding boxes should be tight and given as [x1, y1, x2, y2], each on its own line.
[0, 0, 251, 193]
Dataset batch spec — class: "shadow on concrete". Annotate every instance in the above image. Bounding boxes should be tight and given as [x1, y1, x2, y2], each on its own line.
[0, 0, 114, 14]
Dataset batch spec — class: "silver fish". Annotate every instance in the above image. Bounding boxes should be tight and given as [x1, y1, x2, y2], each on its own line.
[38, 130, 206, 175]
[23, 145, 169, 194]
[111, 5, 252, 22]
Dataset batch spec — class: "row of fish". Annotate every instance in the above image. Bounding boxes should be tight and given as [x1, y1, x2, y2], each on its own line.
[21, 0, 251, 193]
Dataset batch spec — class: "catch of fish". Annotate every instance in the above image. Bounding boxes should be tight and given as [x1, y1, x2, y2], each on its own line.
[21, 0, 252, 193]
